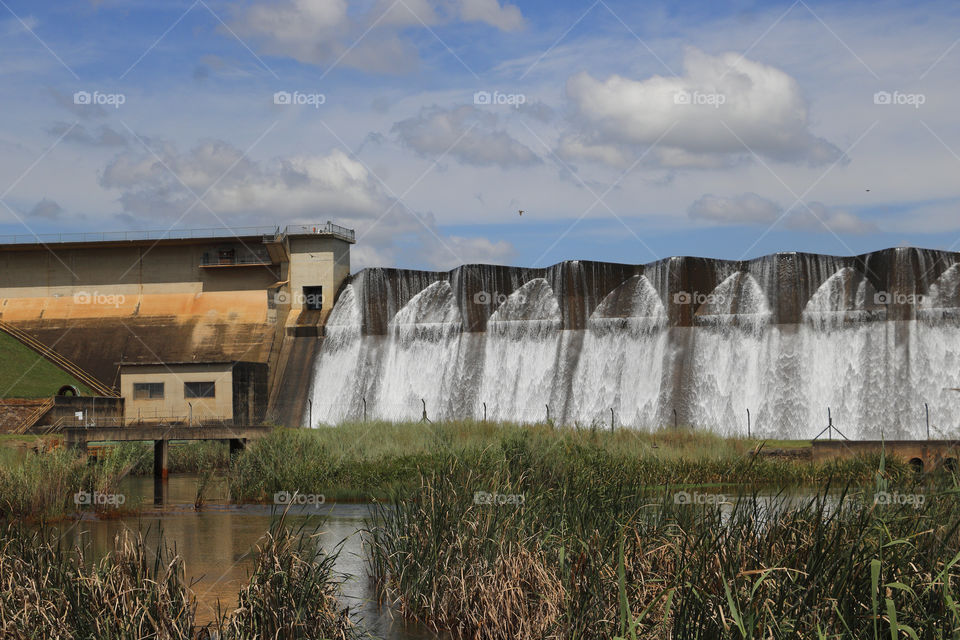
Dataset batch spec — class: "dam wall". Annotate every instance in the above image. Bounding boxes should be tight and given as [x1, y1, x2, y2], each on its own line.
[307, 247, 960, 439]
[0, 225, 354, 426]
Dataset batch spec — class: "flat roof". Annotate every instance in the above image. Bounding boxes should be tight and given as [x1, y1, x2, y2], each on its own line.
[0, 222, 355, 250]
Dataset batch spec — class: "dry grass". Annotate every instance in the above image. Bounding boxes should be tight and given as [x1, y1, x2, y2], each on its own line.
[369, 453, 960, 639]
[0, 518, 357, 640]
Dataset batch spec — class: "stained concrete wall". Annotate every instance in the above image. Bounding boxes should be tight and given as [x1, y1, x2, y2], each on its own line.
[0, 232, 353, 427]
[121, 363, 234, 423]
[284, 235, 350, 321]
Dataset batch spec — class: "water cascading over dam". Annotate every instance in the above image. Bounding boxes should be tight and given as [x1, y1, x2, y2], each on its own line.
[306, 248, 960, 439]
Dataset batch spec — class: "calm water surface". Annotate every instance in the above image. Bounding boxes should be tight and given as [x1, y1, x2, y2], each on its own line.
[53, 474, 437, 640]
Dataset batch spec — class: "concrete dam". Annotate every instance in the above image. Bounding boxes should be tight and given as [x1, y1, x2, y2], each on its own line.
[307, 247, 960, 439]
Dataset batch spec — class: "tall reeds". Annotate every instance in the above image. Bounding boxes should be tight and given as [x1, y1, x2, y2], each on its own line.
[0, 516, 357, 640]
[368, 447, 960, 639]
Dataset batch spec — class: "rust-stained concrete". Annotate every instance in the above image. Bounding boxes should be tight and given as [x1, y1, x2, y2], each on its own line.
[0, 228, 354, 427]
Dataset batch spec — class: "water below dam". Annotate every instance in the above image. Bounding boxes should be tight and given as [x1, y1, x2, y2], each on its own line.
[307, 247, 960, 439]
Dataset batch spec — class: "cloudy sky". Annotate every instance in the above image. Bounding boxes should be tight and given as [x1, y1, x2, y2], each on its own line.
[1, 0, 958, 270]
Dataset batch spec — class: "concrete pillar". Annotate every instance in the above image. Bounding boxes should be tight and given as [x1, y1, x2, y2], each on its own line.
[229, 438, 246, 458]
[154, 439, 168, 480]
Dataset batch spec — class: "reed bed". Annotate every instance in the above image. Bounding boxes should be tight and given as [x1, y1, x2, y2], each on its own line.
[220, 513, 355, 640]
[229, 423, 901, 503]
[0, 516, 356, 640]
[368, 446, 960, 639]
[0, 445, 142, 521]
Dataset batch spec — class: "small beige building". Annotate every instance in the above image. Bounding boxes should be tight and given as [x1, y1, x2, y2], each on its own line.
[120, 361, 267, 425]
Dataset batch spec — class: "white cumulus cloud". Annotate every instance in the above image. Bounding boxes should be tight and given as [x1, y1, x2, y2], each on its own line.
[565, 48, 842, 168]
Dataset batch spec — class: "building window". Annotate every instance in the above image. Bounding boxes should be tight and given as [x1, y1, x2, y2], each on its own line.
[133, 382, 164, 400]
[218, 248, 236, 265]
[184, 381, 216, 398]
[302, 285, 323, 310]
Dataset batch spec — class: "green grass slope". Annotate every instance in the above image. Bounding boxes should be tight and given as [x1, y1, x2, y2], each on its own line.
[0, 331, 92, 398]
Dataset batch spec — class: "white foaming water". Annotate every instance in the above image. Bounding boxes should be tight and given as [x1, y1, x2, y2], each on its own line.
[569, 275, 667, 428]
[373, 281, 463, 421]
[477, 279, 562, 423]
[305, 285, 362, 426]
[796, 268, 892, 438]
[307, 260, 960, 438]
[687, 272, 774, 436]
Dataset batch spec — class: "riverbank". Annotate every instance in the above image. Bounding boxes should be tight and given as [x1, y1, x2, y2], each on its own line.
[0, 422, 911, 519]
[227, 421, 900, 504]
[0, 422, 953, 638]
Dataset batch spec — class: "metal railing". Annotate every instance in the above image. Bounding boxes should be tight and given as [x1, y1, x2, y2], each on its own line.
[285, 222, 355, 243]
[61, 416, 242, 428]
[0, 221, 356, 246]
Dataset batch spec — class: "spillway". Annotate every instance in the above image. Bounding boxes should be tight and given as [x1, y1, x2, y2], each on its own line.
[305, 248, 960, 439]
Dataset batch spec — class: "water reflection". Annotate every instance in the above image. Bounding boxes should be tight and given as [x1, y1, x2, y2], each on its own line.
[53, 475, 435, 640]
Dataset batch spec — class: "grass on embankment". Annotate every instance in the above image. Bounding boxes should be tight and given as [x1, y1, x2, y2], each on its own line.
[0, 330, 92, 397]
[228, 421, 896, 504]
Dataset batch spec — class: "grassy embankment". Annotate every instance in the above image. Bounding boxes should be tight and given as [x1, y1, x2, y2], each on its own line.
[227, 420, 895, 504]
[0, 420, 906, 519]
[0, 331, 92, 397]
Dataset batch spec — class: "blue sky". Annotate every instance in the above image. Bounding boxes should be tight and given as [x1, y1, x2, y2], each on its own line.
[1, 0, 959, 270]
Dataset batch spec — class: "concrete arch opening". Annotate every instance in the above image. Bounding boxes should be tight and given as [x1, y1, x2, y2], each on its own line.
[909, 457, 924, 473]
[944, 457, 958, 473]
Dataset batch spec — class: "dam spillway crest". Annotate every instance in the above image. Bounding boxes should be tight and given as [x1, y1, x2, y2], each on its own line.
[306, 248, 960, 439]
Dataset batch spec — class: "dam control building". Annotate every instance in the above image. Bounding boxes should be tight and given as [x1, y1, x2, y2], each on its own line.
[0, 222, 354, 427]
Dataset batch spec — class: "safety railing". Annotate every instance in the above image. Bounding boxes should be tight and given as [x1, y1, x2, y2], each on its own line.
[13, 398, 55, 435]
[0, 222, 355, 246]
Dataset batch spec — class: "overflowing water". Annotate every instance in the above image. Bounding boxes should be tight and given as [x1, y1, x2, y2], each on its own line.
[306, 249, 960, 439]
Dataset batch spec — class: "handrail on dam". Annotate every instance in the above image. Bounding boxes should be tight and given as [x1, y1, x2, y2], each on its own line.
[0, 320, 118, 398]
[0, 222, 355, 246]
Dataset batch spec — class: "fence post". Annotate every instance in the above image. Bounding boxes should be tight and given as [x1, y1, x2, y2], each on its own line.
[545, 404, 550, 423]
[673, 408, 678, 430]
[610, 408, 615, 432]
[421, 398, 428, 423]
[827, 407, 832, 440]
[747, 408, 751, 439]
[483, 402, 487, 423]
[307, 399, 312, 428]
[362, 397, 366, 422]
[926, 403, 930, 440]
